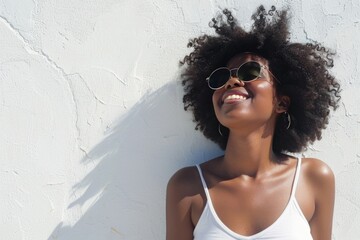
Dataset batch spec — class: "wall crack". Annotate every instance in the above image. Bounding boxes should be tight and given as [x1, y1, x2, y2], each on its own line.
[0, 15, 83, 155]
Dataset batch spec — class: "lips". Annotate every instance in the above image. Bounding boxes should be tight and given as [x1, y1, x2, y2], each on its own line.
[222, 89, 250, 104]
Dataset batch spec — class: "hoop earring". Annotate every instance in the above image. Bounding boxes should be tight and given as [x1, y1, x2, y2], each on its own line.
[218, 124, 223, 136]
[285, 112, 291, 130]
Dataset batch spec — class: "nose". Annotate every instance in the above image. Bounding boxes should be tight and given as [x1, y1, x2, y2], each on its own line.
[224, 76, 245, 89]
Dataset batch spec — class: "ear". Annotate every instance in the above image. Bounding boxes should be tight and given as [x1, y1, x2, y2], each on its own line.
[275, 95, 290, 113]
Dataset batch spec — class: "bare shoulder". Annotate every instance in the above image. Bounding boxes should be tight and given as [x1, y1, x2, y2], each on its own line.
[301, 158, 335, 195]
[167, 166, 202, 200]
[300, 158, 335, 239]
[302, 158, 334, 181]
[166, 166, 203, 238]
[166, 167, 203, 240]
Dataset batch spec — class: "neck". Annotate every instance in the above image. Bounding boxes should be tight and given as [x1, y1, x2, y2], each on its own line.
[222, 129, 280, 178]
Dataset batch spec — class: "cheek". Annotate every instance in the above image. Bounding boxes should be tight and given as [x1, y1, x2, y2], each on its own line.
[252, 83, 277, 110]
[212, 90, 223, 118]
[212, 90, 222, 107]
[254, 81, 276, 97]
[256, 81, 274, 92]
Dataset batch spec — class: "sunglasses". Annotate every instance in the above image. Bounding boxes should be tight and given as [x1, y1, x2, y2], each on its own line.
[206, 61, 278, 90]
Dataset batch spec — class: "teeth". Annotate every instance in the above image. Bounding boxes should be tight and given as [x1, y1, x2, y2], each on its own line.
[225, 94, 247, 101]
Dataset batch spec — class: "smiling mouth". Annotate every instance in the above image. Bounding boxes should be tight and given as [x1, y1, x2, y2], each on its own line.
[222, 90, 250, 104]
[224, 94, 248, 102]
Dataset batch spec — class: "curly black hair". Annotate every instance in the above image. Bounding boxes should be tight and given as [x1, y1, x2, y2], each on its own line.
[180, 5, 341, 154]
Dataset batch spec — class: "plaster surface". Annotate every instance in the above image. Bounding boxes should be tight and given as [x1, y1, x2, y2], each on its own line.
[0, 0, 359, 239]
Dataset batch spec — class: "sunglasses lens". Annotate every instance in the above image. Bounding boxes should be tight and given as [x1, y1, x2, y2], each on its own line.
[208, 68, 230, 89]
[237, 62, 261, 81]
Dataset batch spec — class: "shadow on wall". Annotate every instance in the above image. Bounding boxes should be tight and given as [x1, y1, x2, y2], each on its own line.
[48, 80, 223, 240]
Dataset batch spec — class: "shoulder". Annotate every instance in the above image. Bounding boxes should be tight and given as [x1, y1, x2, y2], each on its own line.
[166, 166, 203, 239]
[301, 157, 334, 182]
[301, 158, 335, 197]
[300, 158, 335, 238]
[167, 166, 202, 202]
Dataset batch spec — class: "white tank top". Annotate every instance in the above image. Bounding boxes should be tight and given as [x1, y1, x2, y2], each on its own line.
[194, 158, 313, 240]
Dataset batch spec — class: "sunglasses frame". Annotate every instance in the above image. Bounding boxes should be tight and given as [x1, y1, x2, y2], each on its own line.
[205, 61, 279, 90]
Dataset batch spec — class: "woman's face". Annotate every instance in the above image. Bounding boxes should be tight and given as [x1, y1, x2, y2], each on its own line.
[212, 53, 279, 132]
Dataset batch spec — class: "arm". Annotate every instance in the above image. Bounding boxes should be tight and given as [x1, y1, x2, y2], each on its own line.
[166, 167, 196, 240]
[307, 159, 335, 240]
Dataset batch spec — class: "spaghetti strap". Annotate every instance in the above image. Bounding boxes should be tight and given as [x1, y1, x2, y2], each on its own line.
[195, 164, 211, 201]
[290, 158, 302, 198]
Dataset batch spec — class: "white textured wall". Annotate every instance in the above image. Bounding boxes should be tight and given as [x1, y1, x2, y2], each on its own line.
[0, 0, 359, 239]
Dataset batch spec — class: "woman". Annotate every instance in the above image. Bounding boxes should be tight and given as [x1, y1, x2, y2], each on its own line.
[166, 5, 340, 240]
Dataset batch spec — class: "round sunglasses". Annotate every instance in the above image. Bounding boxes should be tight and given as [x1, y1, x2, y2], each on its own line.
[205, 61, 278, 90]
